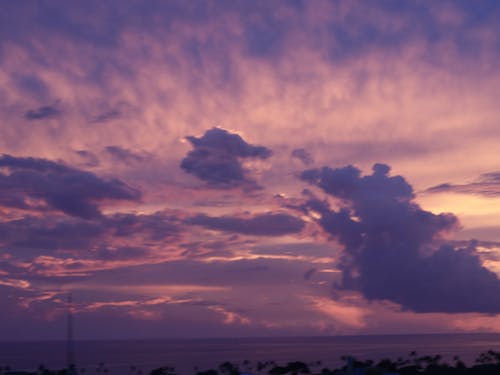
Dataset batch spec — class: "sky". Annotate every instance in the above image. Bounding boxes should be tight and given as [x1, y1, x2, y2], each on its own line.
[2, 0, 500, 340]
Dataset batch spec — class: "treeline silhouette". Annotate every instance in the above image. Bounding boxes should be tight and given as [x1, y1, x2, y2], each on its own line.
[4, 350, 500, 375]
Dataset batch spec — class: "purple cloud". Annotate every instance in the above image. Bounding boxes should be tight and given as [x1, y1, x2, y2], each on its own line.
[105, 146, 145, 165]
[301, 163, 500, 313]
[0, 154, 140, 219]
[291, 148, 314, 166]
[24, 104, 61, 120]
[187, 212, 305, 236]
[181, 127, 272, 188]
[427, 172, 500, 197]
[92, 109, 121, 123]
[93, 246, 150, 261]
[0, 212, 179, 256]
[74, 150, 100, 167]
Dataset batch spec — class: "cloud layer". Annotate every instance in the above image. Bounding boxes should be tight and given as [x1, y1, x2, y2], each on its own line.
[1, 1, 500, 339]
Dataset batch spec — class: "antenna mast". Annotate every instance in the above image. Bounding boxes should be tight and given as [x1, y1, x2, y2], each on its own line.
[67, 292, 76, 374]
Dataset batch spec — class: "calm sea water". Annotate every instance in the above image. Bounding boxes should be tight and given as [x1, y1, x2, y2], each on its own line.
[2, 334, 500, 374]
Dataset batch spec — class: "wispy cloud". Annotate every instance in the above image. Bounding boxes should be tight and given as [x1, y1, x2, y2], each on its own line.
[187, 212, 304, 236]
[24, 104, 61, 120]
[427, 172, 500, 197]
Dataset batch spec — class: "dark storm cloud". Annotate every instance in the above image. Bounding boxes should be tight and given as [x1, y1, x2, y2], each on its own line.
[291, 148, 314, 166]
[24, 104, 61, 120]
[187, 212, 305, 236]
[105, 146, 145, 165]
[0, 154, 140, 219]
[427, 172, 500, 197]
[181, 127, 272, 188]
[301, 163, 500, 313]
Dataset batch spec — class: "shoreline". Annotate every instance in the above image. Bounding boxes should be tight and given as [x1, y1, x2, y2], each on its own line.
[4, 350, 500, 375]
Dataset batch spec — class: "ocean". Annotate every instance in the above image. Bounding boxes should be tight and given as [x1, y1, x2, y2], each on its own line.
[2, 334, 500, 374]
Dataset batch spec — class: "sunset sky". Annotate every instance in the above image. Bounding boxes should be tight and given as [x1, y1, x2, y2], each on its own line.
[2, 0, 500, 340]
